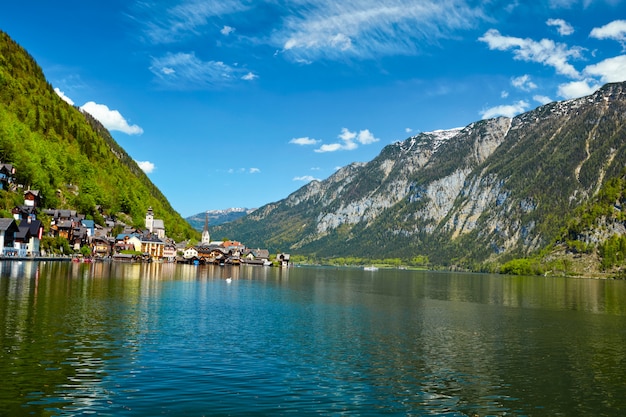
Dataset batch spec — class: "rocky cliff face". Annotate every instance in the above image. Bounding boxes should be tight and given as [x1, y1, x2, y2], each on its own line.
[214, 82, 626, 263]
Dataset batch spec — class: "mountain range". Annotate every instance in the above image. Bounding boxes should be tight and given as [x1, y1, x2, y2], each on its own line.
[186, 208, 256, 231]
[4, 28, 626, 276]
[213, 81, 626, 274]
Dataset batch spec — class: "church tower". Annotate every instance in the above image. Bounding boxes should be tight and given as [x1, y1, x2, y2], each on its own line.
[145, 206, 154, 233]
[201, 211, 210, 245]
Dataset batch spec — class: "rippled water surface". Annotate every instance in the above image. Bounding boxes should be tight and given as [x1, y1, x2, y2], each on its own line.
[1, 261, 626, 416]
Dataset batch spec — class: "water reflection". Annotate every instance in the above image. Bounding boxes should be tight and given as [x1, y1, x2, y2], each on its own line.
[1, 262, 626, 416]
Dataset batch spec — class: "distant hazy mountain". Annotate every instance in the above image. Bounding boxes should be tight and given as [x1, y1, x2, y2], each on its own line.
[186, 208, 256, 231]
[213, 81, 626, 274]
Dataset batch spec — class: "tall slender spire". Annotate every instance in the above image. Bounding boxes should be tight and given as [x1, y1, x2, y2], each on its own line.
[201, 211, 210, 245]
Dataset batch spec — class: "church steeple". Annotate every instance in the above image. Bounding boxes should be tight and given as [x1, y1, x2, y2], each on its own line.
[201, 211, 210, 245]
[145, 206, 154, 233]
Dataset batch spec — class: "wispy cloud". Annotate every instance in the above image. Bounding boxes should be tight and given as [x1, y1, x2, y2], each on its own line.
[583, 55, 626, 83]
[533, 95, 553, 105]
[136, 160, 156, 173]
[137, 0, 249, 44]
[149, 52, 254, 89]
[590, 19, 626, 47]
[227, 167, 261, 174]
[241, 72, 258, 81]
[136, 0, 486, 63]
[293, 175, 320, 182]
[221, 25, 236, 36]
[80, 102, 144, 135]
[275, 0, 484, 61]
[557, 80, 601, 99]
[554, 54, 626, 99]
[478, 29, 584, 78]
[315, 128, 379, 153]
[480, 100, 530, 119]
[511, 75, 537, 91]
[290, 137, 320, 145]
[546, 18, 574, 36]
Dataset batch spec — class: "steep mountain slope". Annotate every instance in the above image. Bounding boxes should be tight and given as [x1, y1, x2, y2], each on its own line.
[214, 82, 626, 265]
[0, 31, 197, 241]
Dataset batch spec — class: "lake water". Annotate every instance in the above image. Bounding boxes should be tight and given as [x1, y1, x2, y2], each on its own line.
[1, 261, 626, 416]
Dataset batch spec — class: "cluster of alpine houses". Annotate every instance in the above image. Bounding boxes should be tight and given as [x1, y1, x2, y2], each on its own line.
[0, 160, 178, 260]
[180, 212, 287, 267]
[0, 194, 173, 261]
[0, 162, 285, 264]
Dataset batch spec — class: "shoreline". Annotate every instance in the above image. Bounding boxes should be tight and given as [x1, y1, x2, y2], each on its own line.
[0, 256, 72, 262]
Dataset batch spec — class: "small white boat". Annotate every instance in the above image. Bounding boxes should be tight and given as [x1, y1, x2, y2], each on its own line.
[363, 266, 378, 271]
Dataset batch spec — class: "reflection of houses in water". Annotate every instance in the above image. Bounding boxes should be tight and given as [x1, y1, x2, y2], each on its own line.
[0, 257, 39, 279]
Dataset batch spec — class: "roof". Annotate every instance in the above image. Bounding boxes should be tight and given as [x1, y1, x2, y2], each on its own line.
[116, 233, 140, 240]
[141, 234, 165, 244]
[82, 219, 95, 228]
[16, 220, 42, 240]
[0, 218, 17, 232]
[0, 164, 14, 174]
[152, 219, 165, 230]
[56, 219, 74, 228]
[18, 220, 42, 236]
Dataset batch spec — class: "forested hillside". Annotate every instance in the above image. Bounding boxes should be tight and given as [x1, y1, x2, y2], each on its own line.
[0, 31, 197, 241]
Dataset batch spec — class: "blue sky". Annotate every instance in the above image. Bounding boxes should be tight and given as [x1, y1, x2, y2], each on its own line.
[1, 1, 625, 217]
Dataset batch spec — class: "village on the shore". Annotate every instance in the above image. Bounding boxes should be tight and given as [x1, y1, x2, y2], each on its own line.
[0, 162, 289, 266]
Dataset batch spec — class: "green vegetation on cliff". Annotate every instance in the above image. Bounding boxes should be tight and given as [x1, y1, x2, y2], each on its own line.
[0, 31, 197, 241]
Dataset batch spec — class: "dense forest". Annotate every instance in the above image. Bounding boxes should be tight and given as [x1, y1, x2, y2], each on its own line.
[0, 31, 198, 241]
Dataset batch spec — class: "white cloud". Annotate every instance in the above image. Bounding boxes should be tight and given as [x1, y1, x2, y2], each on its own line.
[314, 127, 379, 152]
[583, 55, 626, 83]
[315, 143, 344, 153]
[150, 52, 255, 89]
[136, 0, 488, 63]
[54, 88, 74, 105]
[590, 20, 626, 45]
[533, 95, 553, 105]
[136, 160, 155, 173]
[501, 90, 509, 98]
[227, 167, 260, 174]
[276, 0, 485, 61]
[478, 29, 583, 78]
[293, 175, 320, 182]
[511, 74, 537, 91]
[80, 101, 144, 135]
[338, 127, 357, 142]
[557, 80, 601, 99]
[546, 18, 574, 36]
[356, 129, 379, 144]
[241, 72, 258, 81]
[221, 25, 236, 35]
[480, 100, 529, 119]
[290, 137, 319, 145]
[138, 0, 250, 44]
[405, 127, 413, 133]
